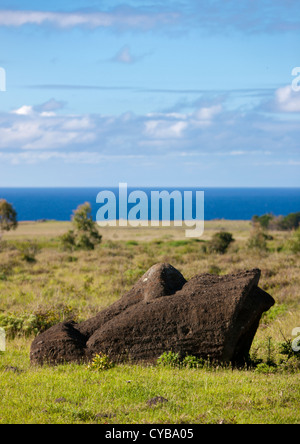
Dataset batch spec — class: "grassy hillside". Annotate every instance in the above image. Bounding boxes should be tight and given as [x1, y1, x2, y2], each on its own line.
[0, 220, 299, 424]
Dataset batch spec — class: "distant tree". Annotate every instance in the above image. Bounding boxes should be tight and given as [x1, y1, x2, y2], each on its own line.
[72, 202, 97, 233]
[252, 214, 273, 230]
[278, 212, 300, 231]
[0, 199, 18, 241]
[253, 212, 300, 231]
[60, 202, 102, 251]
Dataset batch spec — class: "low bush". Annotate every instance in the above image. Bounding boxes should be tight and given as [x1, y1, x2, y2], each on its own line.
[60, 230, 76, 252]
[250, 335, 300, 373]
[286, 227, 300, 253]
[157, 351, 181, 368]
[207, 232, 234, 254]
[0, 305, 78, 338]
[247, 228, 269, 251]
[86, 353, 114, 371]
[254, 362, 277, 374]
[16, 240, 41, 262]
[157, 351, 206, 369]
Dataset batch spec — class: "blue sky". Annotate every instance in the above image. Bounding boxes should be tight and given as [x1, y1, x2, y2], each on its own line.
[0, 0, 299, 187]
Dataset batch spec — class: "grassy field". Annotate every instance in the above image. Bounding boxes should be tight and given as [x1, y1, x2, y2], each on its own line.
[0, 220, 300, 424]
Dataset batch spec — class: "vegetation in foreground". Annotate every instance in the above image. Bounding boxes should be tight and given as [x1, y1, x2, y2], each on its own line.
[0, 219, 300, 424]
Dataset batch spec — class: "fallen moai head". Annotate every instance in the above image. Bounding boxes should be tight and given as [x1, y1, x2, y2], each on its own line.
[30, 263, 274, 366]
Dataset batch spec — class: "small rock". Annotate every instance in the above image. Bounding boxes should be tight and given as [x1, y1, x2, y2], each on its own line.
[95, 413, 116, 419]
[55, 397, 67, 403]
[147, 396, 169, 407]
[4, 366, 19, 373]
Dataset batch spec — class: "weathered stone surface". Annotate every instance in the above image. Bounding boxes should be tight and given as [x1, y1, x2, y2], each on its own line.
[30, 321, 86, 365]
[30, 263, 274, 366]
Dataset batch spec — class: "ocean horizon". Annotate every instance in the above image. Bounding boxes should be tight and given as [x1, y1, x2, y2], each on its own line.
[0, 187, 299, 222]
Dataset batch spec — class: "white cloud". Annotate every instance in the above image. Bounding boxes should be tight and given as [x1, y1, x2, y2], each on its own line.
[0, 2, 299, 35]
[61, 116, 95, 131]
[275, 85, 300, 112]
[0, 2, 299, 36]
[0, 120, 41, 147]
[12, 99, 66, 118]
[145, 119, 187, 139]
[194, 104, 222, 121]
[0, 110, 97, 150]
[0, 9, 180, 30]
[144, 105, 222, 140]
[40, 111, 56, 117]
[1, 96, 300, 166]
[191, 104, 223, 128]
[12, 105, 33, 116]
[0, 150, 145, 165]
[254, 159, 300, 166]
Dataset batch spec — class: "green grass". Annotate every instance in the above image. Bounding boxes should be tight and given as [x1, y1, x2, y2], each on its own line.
[0, 220, 300, 423]
[1, 339, 300, 424]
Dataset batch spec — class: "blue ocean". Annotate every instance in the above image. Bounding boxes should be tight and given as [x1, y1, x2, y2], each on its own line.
[0, 188, 299, 222]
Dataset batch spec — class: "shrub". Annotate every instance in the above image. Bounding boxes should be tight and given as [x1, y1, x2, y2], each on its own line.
[286, 227, 300, 253]
[86, 353, 114, 371]
[157, 351, 181, 368]
[60, 230, 76, 252]
[0, 313, 26, 338]
[32, 305, 78, 333]
[279, 337, 300, 361]
[254, 362, 277, 374]
[181, 355, 204, 369]
[247, 228, 268, 251]
[207, 232, 234, 254]
[16, 240, 41, 262]
[0, 305, 78, 338]
[157, 351, 205, 369]
[76, 233, 97, 251]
